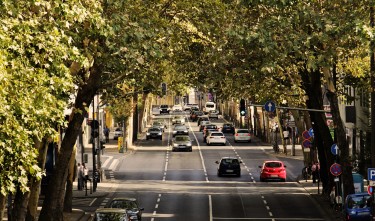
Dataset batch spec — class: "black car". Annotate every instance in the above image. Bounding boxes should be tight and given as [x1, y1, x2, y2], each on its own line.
[216, 157, 242, 177]
[107, 198, 144, 221]
[160, 104, 170, 114]
[172, 125, 189, 137]
[94, 208, 129, 221]
[221, 123, 235, 134]
[146, 127, 162, 140]
[190, 111, 204, 122]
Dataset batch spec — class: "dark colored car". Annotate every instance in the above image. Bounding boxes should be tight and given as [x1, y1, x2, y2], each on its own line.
[171, 135, 193, 152]
[108, 197, 144, 221]
[160, 104, 170, 114]
[344, 193, 372, 221]
[94, 208, 129, 221]
[190, 111, 204, 122]
[146, 127, 162, 140]
[221, 124, 235, 134]
[172, 125, 189, 137]
[216, 157, 242, 177]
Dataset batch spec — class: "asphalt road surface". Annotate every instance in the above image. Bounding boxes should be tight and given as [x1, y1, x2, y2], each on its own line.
[75, 113, 329, 221]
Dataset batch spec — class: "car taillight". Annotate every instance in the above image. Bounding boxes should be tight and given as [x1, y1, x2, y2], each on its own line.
[235, 133, 238, 136]
[247, 133, 251, 136]
[221, 137, 225, 138]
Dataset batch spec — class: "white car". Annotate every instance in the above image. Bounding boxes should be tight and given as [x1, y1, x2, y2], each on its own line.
[206, 132, 226, 146]
[208, 110, 219, 119]
[172, 105, 183, 112]
[234, 129, 251, 143]
[172, 116, 185, 125]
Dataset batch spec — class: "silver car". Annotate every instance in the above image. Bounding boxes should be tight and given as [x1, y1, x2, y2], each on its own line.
[171, 135, 193, 152]
[172, 116, 185, 125]
[172, 125, 189, 137]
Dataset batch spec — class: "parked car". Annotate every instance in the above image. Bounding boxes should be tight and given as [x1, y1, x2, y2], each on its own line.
[190, 111, 204, 122]
[172, 125, 189, 137]
[107, 197, 144, 221]
[171, 135, 193, 152]
[234, 129, 251, 143]
[343, 193, 372, 221]
[172, 105, 183, 112]
[159, 104, 170, 114]
[94, 208, 129, 221]
[208, 110, 219, 119]
[197, 116, 210, 126]
[206, 131, 226, 146]
[221, 123, 235, 134]
[259, 161, 287, 182]
[216, 157, 242, 177]
[172, 116, 185, 125]
[146, 127, 162, 140]
[114, 128, 123, 140]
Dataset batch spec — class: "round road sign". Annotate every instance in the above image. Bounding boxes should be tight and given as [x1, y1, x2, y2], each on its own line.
[368, 186, 374, 195]
[330, 163, 342, 176]
[302, 139, 312, 148]
[302, 130, 311, 140]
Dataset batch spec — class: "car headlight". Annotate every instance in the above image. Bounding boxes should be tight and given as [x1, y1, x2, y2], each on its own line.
[187, 142, 192, 146]
[173, 131, 176, 134]
[184, 130, 188, 133]
[158, 132, 162, 135]
[129, 215, 138, 220]
[173, 143, 179, 147]
[350, 210, 356, 214]
[146, 133, 150, 135]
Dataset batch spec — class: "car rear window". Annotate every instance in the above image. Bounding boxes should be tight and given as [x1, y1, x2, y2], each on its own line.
[211, 132, 223, 136]
[237, 130, 249, 133]
[265, 162, 282, 168]
[222, 159, 239, 165]
[348, 195, 371, 209]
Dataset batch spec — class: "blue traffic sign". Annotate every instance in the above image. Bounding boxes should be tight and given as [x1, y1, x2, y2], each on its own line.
[331, 144, 339, 156]
[368, 186, 373, 195]
[330, 163, 342, 176]
[368, 168, 375, 181]
[264, 101, 276, 112]
[308, 128, 314, 137]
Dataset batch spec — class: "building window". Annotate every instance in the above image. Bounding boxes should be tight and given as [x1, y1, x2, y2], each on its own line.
[359, 89, 369, 108]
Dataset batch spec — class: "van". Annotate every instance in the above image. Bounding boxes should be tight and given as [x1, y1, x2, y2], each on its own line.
[203, 102, 216, 114]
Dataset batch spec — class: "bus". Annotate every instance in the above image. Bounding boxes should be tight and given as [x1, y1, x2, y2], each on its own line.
[203, 102, 216, 114]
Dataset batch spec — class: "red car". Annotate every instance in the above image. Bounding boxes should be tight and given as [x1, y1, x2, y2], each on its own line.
[259, 161, 287, 182]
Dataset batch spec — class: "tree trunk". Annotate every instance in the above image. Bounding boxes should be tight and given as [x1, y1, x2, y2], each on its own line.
[12, 187, 31, 221]
[300, 68, 336, 195]
[132, 93, 139, 142]
[0, 194, 6, 221]
[39, 66, 102, 221]
[63, 145, 77, 212]
[138, 92, 148, 134]
[26, 139, 49, 221]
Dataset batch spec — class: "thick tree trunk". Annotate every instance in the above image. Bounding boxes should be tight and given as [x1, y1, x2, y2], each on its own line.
[138, 92, 148, 134]
[300, 68, 336, 195]
[12, 187, 31, 221]
[0, 194, 5, 221]
[132, 93, 139, 142]
[64, 146, 77, 212]
[26, 139, 49, 221]
[39, 66, 102, 221]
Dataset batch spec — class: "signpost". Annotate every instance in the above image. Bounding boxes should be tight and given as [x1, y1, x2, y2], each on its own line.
[264, 101, 276, 112]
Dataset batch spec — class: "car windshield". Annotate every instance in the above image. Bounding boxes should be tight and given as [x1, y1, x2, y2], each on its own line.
[222, 159, 239, 165]
[237, 130, 249, 133]
[115, 128, 121, 131]
[109, 200, 137, 209]
[153, 122, 162, 125]
[149, 128, 160, 132]
[175, 126, 186, 130]
[348, 195, 371, 209]
[265, 162, 282, 168]
[175, 136, 190, 141]
[95, 212, 127, 221]
[206, 104, 215, 108]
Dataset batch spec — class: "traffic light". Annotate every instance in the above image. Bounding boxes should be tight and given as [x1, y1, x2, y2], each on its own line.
[240, 99, 246, 116]
[161, 82, 167, 96]
[90, 120, 99, 138]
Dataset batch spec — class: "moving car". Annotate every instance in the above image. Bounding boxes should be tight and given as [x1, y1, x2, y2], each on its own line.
[172, 125, 189, 137]
[152, 121, 166, 132]
[108, 197, 144, 221]
[190, 111, 204, 122]
[146, 127, 163, 140]
[94, 208, 129, 221]
[234, 129, 251, 143]
[172, 116, 185, 125]
[259, 161, 287, 182]
[160, 104, 170, 114]
[199, 120, 211, 132]
[203, 129, 219, 143]
[203, 101, 216, 114]
[202, 124, 218, 135]
[343, 193, 372, 221]
[206, 132, 226, 146]
[113, 128, 123, 140]
[221, 123, 235, 134]
[216, 157, 242, 177]
[172, 105, 183, 112]
[208, 110, 219, 119]
[171, 135, 193, 152]
[197, 116, 210, 126]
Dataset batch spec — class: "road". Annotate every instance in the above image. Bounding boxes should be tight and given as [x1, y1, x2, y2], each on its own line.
[74, 113, 328, 221]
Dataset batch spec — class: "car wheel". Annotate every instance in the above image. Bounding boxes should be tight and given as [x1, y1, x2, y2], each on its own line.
[223, 142, 226, 146]
[146, 137, 149, 140]
[234, 140, 237, 143]
[160, 137, 162, 140]
[237, 172, 241, 177]
[249, 140, 251, 143]
[217, 171, 222, 177]
[189, 148, 192, 152]
[260, 177, 264, 182]
[281, 178, 286, 182]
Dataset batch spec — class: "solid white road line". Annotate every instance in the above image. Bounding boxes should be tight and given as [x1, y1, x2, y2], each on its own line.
[209, 195, 213, 221]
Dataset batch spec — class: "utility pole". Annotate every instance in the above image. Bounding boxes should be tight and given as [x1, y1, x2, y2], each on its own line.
[371, 0, 375, 169]
[92, 98, 97, 192]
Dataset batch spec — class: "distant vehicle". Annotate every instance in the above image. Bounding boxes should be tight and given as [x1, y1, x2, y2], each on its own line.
[172, 125, 189, 137]
[343, 192, 372, 221]
[171, 135, 193, 152]
[199, 120, 211, 132]
[146, 127, 163, 140]
[160, 104, 170, 114]
[114, 128, 123, 140]
[206, 132, 226, 146]
[203, 102, 216, 114]
[172, 105, 183, 112]
[203, 129, 218, 143]
[190, 111, 204, 122]
[221, 124, 235, 134]
[94, 208, 129, 221]
[152, 105, 160, 115]
[152, 121, 166, 132]
[259, 161, 287, 182]
[107, 198, 144, 221]
[172, 116, 185, 125]
[208, 110, 219, 119]
[197, 116, 210, 126]
[216, 157, 242, 177]
[202, 124, 218, 136]
[234, 129, 251, 143]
